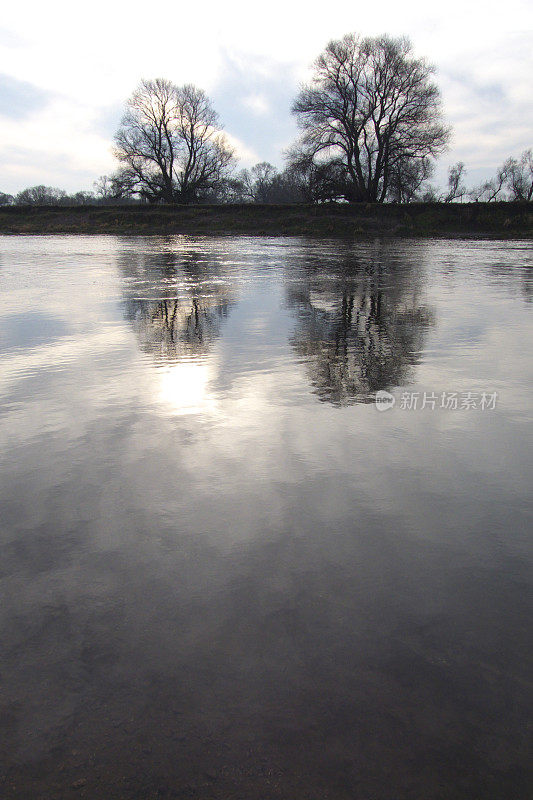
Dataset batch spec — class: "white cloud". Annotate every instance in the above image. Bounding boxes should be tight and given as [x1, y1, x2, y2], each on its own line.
[242, 94, 270, 116]
[222, 132, 260, 167]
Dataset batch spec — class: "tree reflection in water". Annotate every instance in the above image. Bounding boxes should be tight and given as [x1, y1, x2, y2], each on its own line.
[120, 247, 235, 364]
[125, 295, 233, 362]
[119, 246, 235, 413]
[286, 246, 435, 404]
[117, 241, 435, 409]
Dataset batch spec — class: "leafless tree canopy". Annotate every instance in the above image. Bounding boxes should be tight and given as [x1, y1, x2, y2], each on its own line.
[469, 149, 533, 202]
[290, 34, 450, 202]
[387, 155, 433, 203]
[15, 185, 67, 205]
[113, 79, 235, 203]
[506, 149, 533, 201]
[443, 162, 467, 202]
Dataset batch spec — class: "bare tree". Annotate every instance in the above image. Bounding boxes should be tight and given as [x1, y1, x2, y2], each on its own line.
[469, 150, 532, 202]
[443, 162, 466, 202]
[285, 151, 346, 202]
[387, 155, 433, 202]
[231, 162, 311, 203]
[469, 166, 509, 202]
[93, 172, 139, 202]
[70, 191, 95, 205]
[239, 162, 279, 202]
[420, 184, 440, 202]
[505, 149, 533, 201]
[114, 79, 234, 203]
[15, 185, 67, 205]
[94, 175, 117, 199]
[290, 34, 450, 203]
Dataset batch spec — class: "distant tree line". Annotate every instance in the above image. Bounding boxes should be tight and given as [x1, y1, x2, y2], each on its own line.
[2, 149, 531, 207]
[1, 33, 532, 206]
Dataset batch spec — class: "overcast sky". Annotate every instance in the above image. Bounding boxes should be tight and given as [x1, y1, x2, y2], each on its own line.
[0, 0, 531, 194]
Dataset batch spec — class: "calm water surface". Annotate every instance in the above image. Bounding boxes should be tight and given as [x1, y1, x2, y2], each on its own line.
[0, 236, 532, 799]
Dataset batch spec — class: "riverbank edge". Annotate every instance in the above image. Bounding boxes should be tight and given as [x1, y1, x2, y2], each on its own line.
[0, 202, 531, 237]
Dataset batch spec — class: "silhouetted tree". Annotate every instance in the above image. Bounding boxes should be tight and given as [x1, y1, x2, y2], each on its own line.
[93, 171, 142, 202]
[114, 79, 234, 203]
[0, 192, 14, 205]
[239, 162, 278, 202]
[267, 168, 309, 202]
[285, 153, 347, 202]
[290, 34, 450, 203]
[469, 149, 533, 202]
[443, 162, 467, 202]
[16, 185, 67, 205]
[387, 155, 433, 202]
[505, 149, 533, 201]
[70, 191, 95, 205]
[94, 174, 123, 200]
[469, 169, 508, 202]
[420, 184, 440, 202]
[229, 162, 309, 203]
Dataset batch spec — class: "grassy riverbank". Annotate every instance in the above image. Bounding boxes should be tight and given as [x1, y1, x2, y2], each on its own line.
[0, 202, 531, 237]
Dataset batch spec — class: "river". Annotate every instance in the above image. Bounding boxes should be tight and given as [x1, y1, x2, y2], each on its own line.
[0, 235, 532, 798]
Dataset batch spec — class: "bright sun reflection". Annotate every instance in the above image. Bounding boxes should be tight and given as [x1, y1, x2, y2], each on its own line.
[158, 360, 216, 416]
